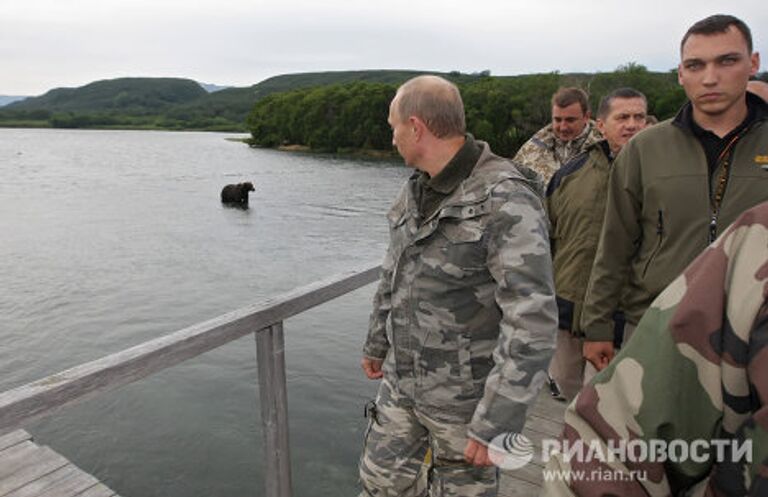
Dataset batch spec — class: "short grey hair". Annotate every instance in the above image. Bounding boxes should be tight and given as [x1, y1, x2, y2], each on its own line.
[394, 76, 466, 138]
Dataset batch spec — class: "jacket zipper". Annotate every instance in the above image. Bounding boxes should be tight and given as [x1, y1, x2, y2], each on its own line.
[708, 131, 748, 242]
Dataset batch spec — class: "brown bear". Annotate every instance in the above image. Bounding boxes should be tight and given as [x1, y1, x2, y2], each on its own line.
[221, 182, 255, 206]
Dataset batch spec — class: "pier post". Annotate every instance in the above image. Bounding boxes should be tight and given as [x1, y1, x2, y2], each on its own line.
[256, 322, 293, 497]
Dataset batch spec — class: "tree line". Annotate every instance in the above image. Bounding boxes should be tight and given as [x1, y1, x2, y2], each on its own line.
[247, 65, 692, 157]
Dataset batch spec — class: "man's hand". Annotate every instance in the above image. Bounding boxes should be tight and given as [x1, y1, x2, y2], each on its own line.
[464, 438, 494, 467]
[361, 357, 384, 379]
[583, 341, 615, 371]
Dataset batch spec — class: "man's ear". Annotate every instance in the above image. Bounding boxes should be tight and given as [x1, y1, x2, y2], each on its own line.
[409, 116, 427, 140]
[750, 51, 760, 77]
[596, 119, 606, 135]
[677, 63, 684, 85]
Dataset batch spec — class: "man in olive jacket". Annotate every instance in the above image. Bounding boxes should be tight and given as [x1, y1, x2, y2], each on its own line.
[359, 76, 557, 496]
[581, 14, 768, 371]
[546, 88, 647, 400]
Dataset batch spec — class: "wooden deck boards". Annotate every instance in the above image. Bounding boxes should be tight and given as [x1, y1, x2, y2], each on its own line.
[499, 390, 568, 497]
[0, 430, 119, 497]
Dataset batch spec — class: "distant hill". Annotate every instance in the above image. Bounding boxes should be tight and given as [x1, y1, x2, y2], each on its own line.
[173, 69, 478, 125]
[6, 77, 207, 113]
[0, 71, 457, 130]
[0, 95, 28, 107]
[198, 82, 230, 93]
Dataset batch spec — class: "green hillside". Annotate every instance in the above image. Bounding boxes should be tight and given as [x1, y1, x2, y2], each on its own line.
[0, 70, 497, 131]
[168, 70, 491, 126]
[245, 65, 689, 157]
[8, 77, 207, 113]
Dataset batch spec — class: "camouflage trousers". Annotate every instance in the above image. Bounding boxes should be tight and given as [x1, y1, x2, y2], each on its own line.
[359, 378, 498, 497]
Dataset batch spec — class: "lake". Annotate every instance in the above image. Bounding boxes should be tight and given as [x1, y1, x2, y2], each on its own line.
[0, 128, 410, 496]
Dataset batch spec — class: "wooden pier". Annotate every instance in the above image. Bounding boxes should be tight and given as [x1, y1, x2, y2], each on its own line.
[500, 391, 567, 496]
[0, 429, 119, 497]
[0, 263, 567, 497]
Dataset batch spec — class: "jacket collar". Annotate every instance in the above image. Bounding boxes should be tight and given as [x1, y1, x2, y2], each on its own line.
[418, 134, 482, 194]
[672, 92, 768, 133]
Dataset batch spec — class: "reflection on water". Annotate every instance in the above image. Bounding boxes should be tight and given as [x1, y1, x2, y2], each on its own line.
[0, 128, 409, 497]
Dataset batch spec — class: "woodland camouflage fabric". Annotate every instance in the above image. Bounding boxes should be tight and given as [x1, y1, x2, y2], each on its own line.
[541, 201, 768, 496]
[513, 122, 603, 187]
[363, 141, 558, 443]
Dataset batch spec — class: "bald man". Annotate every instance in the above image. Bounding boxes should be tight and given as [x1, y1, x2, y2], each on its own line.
[359, 76, 557, 496]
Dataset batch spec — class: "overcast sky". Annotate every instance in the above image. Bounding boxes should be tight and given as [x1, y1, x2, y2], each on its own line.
[2, 0, 766, 96]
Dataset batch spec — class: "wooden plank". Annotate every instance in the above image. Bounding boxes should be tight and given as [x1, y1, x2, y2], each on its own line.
[528, 399, 567, 423]
[73, 483, 115, 497]
[0, 446, 69, 496]
[503, 462, 545, 487]
[26, 465, 100, 497]
[524, 413, 564, 438]
[0, 263, 381, 435]
[498, 474, 542, 497]
[0, 442, 44, 479]
[537, 390, 570, 412]
[256, 323, 292, 497]
[4, 465, 83, 497]
[0, 430, 31, 452]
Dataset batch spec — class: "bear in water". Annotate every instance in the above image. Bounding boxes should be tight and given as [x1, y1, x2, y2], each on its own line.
[221, 182, 255, 207]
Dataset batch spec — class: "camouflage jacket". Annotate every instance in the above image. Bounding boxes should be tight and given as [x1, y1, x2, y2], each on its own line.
[363, 141, 558, 443]
[541, 202, 768, 496]
[513, 122, 603, 187]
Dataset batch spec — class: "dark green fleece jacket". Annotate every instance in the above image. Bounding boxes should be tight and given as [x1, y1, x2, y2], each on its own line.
[582, 94, 768, 341]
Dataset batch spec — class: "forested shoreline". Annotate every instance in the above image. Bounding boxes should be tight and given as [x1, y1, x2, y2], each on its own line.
[246, 65, 691, 157]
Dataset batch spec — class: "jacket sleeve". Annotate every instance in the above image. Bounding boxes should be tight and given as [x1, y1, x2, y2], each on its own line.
[543, 207, 768, 496]
[362, 246, 393, 360]
[580, 142, 643, 342]
[545, 175, 559, 259]
[468, 181, 558, 442]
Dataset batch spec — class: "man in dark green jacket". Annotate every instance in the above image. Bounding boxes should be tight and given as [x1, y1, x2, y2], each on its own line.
[581, 14, 768, 371]
[546, 88, 647, 400]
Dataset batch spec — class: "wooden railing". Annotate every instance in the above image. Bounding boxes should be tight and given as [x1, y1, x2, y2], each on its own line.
[0, 263, 382, 497]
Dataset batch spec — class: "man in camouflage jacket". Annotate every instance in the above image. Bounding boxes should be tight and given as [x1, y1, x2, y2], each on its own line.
[360, 75, 557, 496]
[513, 87, 603, 188]
[540, 200, 768, 496]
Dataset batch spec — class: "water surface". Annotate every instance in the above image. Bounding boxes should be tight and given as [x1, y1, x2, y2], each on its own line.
[0, 128, 410, 496]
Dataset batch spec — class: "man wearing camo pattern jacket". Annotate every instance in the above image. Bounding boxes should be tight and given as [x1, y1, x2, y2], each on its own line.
[541, 201, 768, 496]
[359, 75, 558, 496]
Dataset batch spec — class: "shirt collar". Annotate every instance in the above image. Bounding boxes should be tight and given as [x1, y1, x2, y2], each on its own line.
[418, 134, 482, 194]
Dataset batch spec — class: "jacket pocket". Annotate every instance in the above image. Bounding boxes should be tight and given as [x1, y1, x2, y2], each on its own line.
[387, 211, 410, 258]
[437, 218, 486, 272]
